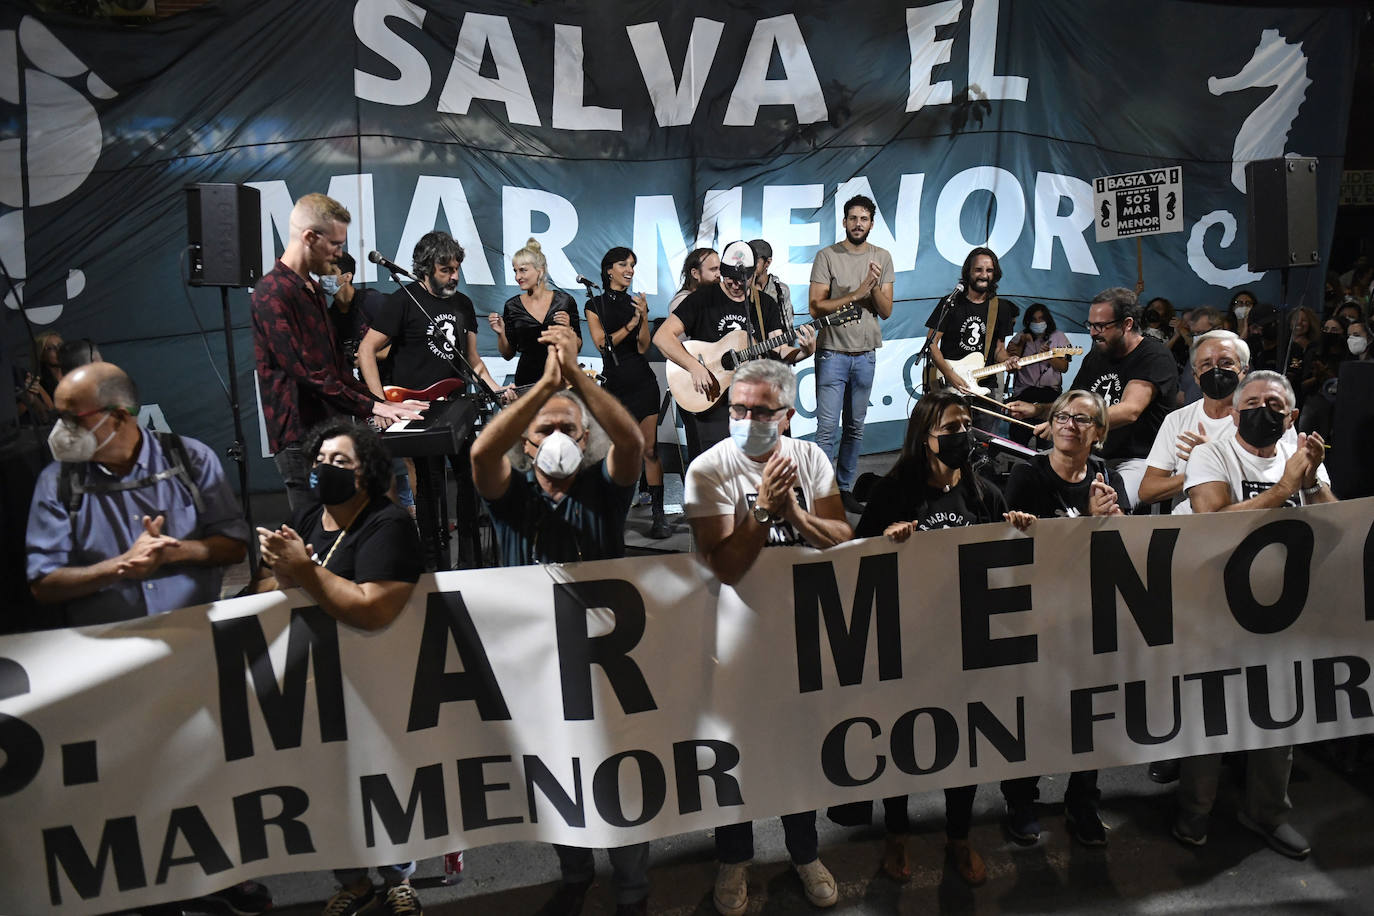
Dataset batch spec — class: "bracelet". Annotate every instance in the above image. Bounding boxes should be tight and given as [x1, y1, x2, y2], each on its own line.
[1301, 482, 1322, 496]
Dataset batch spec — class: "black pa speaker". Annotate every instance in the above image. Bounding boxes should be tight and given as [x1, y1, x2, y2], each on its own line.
[1245, 158, 1319, 272]
[186, 183, 261, 287]
[1327, 359, 1374, 499]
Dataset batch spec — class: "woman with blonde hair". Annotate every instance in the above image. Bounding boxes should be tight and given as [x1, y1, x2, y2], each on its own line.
[488, 237, 581, 387]
[997, 389, 1126, 848]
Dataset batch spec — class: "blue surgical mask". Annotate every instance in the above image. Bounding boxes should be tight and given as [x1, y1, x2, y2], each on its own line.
[318, 274, 340, 296]
[1029, 321, 1047, 335]
[729, 418, 779, 457]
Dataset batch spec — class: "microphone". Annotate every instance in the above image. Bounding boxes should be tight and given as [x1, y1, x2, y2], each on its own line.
[947, 280, 965, 301]
[575, 275, 601, 291]
[368, 250, 415, 280]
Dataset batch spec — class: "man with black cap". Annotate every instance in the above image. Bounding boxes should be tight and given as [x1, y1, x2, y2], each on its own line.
[749, 238, 792, 327]
[654, 240, 815, 464]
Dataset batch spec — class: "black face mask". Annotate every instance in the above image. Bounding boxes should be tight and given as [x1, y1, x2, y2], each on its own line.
[933, 431, 971, 469]
[310, 463, 359, 505]
[1323, 330, 1346, 352]
[1236, 405, 1287, 449]
[1198, 367, 1240, 400]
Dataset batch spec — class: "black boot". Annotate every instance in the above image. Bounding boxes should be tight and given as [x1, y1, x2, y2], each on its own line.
[649, 484, 671, 538]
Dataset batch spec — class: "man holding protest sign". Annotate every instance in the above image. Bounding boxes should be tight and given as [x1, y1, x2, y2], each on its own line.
[1173, 369, 1334, 858]
[469, 323, 651, 915]
[684, 359, 852, 914]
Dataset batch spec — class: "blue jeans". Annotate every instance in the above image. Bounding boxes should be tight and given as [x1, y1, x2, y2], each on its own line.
[813, 349, 876, 491]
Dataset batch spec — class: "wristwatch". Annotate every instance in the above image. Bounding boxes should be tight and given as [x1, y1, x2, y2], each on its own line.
[752, 505, 774, 525]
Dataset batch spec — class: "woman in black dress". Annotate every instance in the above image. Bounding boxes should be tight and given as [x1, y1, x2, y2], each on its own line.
[847, 390, 1032, 887]
[584, 246, 670, 538]
[488, 237, 581, 387]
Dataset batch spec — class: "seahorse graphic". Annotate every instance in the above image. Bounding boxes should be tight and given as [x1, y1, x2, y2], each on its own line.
[0, 15, 116, 325]
[1208, 28, 1311, 193]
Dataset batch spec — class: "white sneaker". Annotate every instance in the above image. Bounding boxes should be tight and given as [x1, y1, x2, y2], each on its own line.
[713, 861, 750, 916]
[795, 859, 837, 908]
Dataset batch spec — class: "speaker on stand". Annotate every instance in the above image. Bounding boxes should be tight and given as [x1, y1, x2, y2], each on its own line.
[1245, 158, 1320, 383]
[185, 182, 262, 572]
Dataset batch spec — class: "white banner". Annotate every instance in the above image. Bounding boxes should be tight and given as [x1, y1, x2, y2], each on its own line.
[2, 499, 1372, 914]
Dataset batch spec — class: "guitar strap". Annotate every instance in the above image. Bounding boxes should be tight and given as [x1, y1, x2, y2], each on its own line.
[748, 287, 766, 346]
[983, 296, 1000, 362]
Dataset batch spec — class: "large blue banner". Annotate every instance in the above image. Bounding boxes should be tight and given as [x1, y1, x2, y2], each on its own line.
[1, 1, 1359, 485]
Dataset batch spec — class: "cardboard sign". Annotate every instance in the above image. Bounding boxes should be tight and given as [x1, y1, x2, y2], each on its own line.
[1094, 168, 1185, 241]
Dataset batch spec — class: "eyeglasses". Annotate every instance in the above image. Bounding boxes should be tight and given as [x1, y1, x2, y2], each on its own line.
[1051, 412, 1098, 429]
[309, 228, 346, 251]
[729, 404, 787, 421]
[55, 406, 114, 427]
[1085, 319, 1121, 333]
[1196, 358, 1241, 372]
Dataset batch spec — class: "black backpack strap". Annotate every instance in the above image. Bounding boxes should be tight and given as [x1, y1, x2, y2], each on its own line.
[153, 430, 204, 515]
[59, 431, 205, 524]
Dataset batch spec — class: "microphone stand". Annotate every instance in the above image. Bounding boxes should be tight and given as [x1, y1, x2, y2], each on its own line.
[579, 277, 617, 368]
[918, 284, 961, 393]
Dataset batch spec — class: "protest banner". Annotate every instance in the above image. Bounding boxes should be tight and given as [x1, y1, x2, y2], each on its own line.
[2, 499, 1371, 913]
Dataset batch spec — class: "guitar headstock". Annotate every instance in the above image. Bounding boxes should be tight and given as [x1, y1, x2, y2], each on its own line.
[826, 303, 863, 326]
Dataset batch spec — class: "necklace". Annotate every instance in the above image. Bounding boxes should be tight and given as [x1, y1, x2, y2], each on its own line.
[319, 498, 369, 570]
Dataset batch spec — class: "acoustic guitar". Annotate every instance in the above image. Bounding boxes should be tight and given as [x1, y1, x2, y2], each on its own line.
[665, 305, 860, 414]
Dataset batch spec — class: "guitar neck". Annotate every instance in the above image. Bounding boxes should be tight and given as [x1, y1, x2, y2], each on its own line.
[732, 312, 838, 363]
[972, 348, 1061, 380]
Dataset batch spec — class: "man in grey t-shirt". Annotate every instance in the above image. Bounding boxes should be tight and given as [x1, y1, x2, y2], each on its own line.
[808, 194, 895, 512]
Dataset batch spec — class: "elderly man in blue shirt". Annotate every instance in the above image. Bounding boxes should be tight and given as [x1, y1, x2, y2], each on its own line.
[25, 361, 267, 914]
[26, 361, 251, 626]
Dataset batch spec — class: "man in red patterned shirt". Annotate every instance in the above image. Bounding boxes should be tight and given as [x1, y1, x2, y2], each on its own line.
[252, 193, 423, 510]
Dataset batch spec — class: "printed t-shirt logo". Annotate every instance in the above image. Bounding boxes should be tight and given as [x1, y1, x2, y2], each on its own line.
[427, 314, 460, 359]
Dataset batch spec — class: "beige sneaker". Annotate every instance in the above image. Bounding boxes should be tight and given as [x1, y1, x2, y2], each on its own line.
[713, 861, 750, 916]
[795, 858, 837, 908]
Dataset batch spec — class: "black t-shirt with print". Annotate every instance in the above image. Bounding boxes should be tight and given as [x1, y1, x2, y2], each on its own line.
[927, 293, 1016, 361]
[856, 472, 1008, 535]
[676, 284, 783, 344]
[1070, 336, 1179, 462]
[1004, 453, 1132, 519]
[373, 283, 479, 390]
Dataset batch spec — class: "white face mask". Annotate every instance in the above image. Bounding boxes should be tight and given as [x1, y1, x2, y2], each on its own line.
[1350, 336, 1370, 356]
[48, 411, 116, 463]
[729, 418, 780, 457]
[1028, 321, 1047, 335]
[533, 430, 583, 479]
[1234, 305, 1251, 320]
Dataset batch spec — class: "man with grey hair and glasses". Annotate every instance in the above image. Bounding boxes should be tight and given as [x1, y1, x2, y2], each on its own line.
[683, 359, 852, 915]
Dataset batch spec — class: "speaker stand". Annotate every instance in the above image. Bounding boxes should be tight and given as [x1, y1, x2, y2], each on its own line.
[220, 285, 258, 577]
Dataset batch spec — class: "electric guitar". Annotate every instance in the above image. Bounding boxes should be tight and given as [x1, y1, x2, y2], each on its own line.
[937, 346, 1082, 397]
[665, 305, 860, 414]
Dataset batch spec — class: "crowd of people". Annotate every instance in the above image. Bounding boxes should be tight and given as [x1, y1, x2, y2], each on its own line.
[11, 189, 1365, 916]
